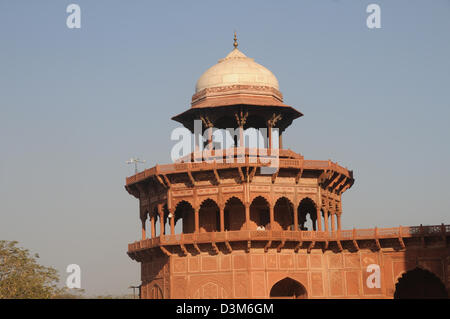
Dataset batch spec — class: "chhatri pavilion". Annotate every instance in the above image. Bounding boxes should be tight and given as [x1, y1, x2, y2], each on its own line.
[125, 35, 449, 299]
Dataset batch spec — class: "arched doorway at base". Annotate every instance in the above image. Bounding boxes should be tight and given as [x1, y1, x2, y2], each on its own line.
[394, 267, 448, 299]
[269, 277, 307, 299]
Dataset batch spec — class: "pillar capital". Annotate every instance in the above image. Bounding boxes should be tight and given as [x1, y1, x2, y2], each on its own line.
[234, 110, 248, 127]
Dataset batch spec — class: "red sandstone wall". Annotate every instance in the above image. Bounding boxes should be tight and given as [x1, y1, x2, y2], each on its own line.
[139, 247, 449, 299]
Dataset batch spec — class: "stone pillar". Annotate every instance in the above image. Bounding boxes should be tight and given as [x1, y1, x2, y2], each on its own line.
[141, 217, 146, 240]
[239, 126, 244, 148]
[316, 207, 322, 231]
[194, 207, 199, 233]
[324, 208, 329, 232]
[268, 125, 273, 149]
[235, 111, 247, 148]
[158, 204, 164, 236]
[195, 132, 200, 153]
[338, 200, 343, 231]
[293, 203, 299, 231]
[219, 205, 224, 232]
[331, 213, 336, 232]
[150, 214, 156, 239]
[269, 204, 274, 230]
[267, 114, 281, 150]
[207, 127, 213, 149]
[245, 203, 250, 230]
[170, 209, 175, 235]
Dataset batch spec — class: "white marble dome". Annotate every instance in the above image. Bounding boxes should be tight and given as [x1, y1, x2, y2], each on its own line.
[195, 48, 280, 93]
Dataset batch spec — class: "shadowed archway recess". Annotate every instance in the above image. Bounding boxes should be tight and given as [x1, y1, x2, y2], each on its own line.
[250, 196, 270, 230]
[224, 197, 245, 231]
[297, 197, 317, 231]
[273, 197, 294, 230]
[394, 268, 448, 299]
[269, 277, 307, 299]
[174, 200, 194, 234]
[199, 199, 220, 233]
[149, 285, 163, 299]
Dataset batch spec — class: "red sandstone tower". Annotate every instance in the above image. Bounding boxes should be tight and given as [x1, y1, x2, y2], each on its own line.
[126, 37, 449, 299]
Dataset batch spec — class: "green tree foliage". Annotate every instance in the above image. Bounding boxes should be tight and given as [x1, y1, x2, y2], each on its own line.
[0, 240, 63, 299]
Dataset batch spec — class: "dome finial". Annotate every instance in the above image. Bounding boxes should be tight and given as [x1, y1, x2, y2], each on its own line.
[233, 31, 238, 49]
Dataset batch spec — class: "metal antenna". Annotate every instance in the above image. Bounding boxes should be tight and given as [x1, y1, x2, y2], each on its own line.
[126, 158, 146, 174]
[128, 285, 140, 299]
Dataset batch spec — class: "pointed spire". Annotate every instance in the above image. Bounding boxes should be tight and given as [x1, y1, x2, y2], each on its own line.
[233, 31, 238, 49]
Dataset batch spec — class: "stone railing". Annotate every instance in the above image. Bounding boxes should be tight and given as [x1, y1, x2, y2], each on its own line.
[125, 153, 352, 186]
[128, 224, 449, 253]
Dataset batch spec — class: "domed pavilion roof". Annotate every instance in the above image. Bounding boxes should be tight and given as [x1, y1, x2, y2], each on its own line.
[172, 34, 303, 133]
[195, 47, 280, 93]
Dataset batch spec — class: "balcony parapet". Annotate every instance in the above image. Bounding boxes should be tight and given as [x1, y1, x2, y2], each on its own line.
[128, 224, 450, 254]
[125, 149, 353, 186]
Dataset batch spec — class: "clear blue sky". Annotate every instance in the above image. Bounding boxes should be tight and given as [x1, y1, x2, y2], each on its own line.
[1, 0, 449, 296]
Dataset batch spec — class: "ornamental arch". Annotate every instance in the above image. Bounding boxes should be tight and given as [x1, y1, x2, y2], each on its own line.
[250, 196, 270, 230]
[224, 196, 245, 231]
[199, 198, 220, 233]
[149, 284, 164, 299]
[297, 197, 317, 231]
[394, 267, 448, 299]
[269, 277, 307, 299]
[273, 197, 294, 231]
[174, 200, 194, 234]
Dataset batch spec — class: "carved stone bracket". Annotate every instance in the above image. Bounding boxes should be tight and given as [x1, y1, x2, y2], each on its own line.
[234, 110, 249, 127]
[267, 113, 282, 127]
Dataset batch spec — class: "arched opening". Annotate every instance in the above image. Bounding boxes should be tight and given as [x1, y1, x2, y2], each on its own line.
[250, 196, 270, 230]
[215, 116, 239, 149]
[273, 197, 294, 230]
[163, 204, 170, 235]
[148, 284, 163, 299]
[174, 201, 194, 234]
[141, 210, 149, 239]
[199, 199, 220, 233]
[394, 268, 448, 299]
[244, 115, 268, 148]
[152, 207, 161, 237]
[297, 198, 317, 231]
[270, 277, 307, 299]
[320, 209, 326, 231]
[224, 197, 245, 231]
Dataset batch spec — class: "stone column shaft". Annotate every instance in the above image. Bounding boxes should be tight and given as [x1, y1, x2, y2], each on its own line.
[195, 207, 199, 233]
[316, 207, 322, 231]
[245, 204, 250, 230]
[141, 218, 146, 240]
[151, 214, 156, 239]
[158, 204, 164, 236]
[293, 204, 299, 231]
[269, 204, 274, 230]
[324, 208, 329, 232]
[170, 210, 175, 235]
[220, 206, 224, 232]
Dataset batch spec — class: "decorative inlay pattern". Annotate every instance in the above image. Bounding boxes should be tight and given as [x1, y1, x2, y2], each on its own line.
[250, 185, 270, 192]
[222, 185, 244, 193]
[197, 188, 218, 195]
[274, 186, 294, 193]
[172, 190, 194, 197]
[297, 187, 317, 193]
